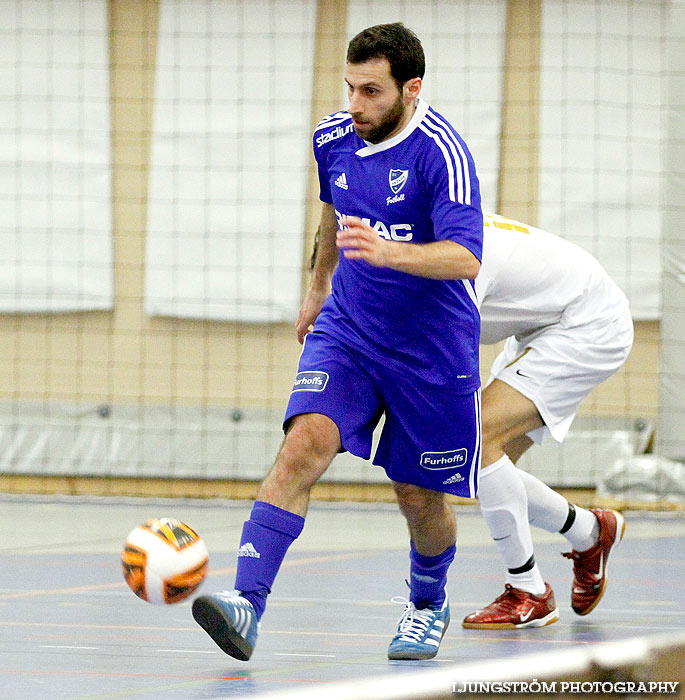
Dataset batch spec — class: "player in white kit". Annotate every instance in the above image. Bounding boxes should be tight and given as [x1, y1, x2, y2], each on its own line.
[463, 213, 633, 628]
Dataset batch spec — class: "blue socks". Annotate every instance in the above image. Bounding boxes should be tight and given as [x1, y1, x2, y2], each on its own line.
[234, 501, 305, 621]
[234, 503, 454, 619]
[409, 541, 456, 609]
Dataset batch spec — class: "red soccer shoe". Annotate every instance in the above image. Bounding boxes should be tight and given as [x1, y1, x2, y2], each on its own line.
[563, 508, 625, 616]
[462, 583, 559, 629]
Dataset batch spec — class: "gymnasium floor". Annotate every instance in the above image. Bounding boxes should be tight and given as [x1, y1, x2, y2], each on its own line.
[1, 496, 684, 700]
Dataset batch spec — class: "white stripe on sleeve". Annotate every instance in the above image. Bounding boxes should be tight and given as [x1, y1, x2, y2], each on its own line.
[314, 112, 351, 132]
[418, 123, 456, 202]
[424, 112, 472, 205]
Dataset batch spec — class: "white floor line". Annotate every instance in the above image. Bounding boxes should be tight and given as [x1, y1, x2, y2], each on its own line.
[39, 645, 100, 650]
[274, 652, 336, 658]
[154, 649, 217, 654]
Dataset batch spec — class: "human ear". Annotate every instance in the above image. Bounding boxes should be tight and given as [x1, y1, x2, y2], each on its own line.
[404, 77, 422, 103]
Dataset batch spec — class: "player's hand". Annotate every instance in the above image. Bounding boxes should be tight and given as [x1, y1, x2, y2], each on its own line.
[295, 285, 329, 344]
[336, 216, 397, 267]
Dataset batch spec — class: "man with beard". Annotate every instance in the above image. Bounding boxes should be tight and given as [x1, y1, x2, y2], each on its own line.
[192, 23, 484, 661]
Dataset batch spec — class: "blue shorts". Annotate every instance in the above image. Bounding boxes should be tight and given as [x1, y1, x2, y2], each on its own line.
[284, 331, 481, 498]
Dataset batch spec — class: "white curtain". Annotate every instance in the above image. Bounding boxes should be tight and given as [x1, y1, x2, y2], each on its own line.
[145, 0, 316, 322]
[539, 0, 667, 319]
[0, 0, 113, 312]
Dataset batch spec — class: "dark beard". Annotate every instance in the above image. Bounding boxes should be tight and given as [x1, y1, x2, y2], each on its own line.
[360, 95, 405, 144]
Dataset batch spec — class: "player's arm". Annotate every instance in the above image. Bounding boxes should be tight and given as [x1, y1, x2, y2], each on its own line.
[296, 202, 339, 343]
[336, 215, 480, 280]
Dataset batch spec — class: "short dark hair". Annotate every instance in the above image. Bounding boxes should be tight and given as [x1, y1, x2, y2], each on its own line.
[346, 23, 425, 89]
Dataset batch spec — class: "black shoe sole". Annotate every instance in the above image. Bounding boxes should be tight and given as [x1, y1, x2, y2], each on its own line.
[192, 596, 254, 661]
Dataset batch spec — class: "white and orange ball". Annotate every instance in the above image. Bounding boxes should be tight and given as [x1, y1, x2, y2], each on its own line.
[121, 518, 209, 605]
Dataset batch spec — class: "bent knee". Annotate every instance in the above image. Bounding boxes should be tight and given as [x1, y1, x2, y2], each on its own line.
[275, 413, 341, 482]
[285, 413, 341, 458]
[481, 410, 514, 448]
[393, 482, 446, 521]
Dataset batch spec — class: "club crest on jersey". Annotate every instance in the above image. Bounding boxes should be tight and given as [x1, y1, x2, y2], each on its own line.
[389, 169, 408, 194]
[420, 448, 468, 470]
[292, 371, 329, 392]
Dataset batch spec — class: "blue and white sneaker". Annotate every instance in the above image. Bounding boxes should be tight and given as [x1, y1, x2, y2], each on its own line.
[387, 596, 450, 660]
[192, 590, 258, 661]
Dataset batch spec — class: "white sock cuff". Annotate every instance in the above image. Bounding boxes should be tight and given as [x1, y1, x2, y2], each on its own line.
[480, 454, 513, 478]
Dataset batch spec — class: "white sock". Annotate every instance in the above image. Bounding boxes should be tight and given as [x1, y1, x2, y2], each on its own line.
[516, 469, 598, 550]
[562, 506, 599, 552]
[516, 468, 572, 531]
[478, 456, 546, 595]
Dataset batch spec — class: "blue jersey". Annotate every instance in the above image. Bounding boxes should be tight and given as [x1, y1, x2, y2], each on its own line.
[313, 99, 483, 390]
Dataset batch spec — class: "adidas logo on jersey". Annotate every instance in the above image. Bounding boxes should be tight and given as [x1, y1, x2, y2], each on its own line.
[238, 542, 261, 559]
[334, 172, 349, 190]
[442, 473, 465, 485]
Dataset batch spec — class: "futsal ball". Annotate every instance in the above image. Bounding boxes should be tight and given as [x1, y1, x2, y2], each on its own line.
[121, 518, 209, 605]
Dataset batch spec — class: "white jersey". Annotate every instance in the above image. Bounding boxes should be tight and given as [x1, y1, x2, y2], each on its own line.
[476, 213, 630, 345]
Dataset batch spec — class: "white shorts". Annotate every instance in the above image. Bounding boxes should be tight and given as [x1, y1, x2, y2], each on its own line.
[487, 308, 634, 444]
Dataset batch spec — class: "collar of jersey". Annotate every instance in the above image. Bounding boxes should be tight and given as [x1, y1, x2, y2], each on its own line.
[355, 98, 430, 157]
